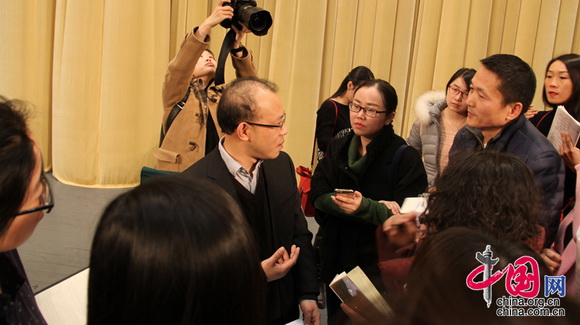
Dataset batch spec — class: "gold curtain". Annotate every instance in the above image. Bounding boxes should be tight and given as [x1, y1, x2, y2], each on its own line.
[0, 0, 55, 170]
[1, 0, 579, 187]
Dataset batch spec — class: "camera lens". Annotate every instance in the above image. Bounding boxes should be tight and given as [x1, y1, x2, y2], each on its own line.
[248, 11, 272, 35]
[239, 6, 272, 36]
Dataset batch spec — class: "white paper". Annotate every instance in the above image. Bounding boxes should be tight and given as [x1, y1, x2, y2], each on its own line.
[400, 197, 427, 214]
[35, 268, 89, 325]
[546, 105, 580, 150]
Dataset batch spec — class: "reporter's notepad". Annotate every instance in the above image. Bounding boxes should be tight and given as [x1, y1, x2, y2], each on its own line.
[547, 105, 580, 150]
[330, 266, 393, 321]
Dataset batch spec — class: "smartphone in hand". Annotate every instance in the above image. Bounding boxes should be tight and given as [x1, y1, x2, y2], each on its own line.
[334, 188, 355, 199]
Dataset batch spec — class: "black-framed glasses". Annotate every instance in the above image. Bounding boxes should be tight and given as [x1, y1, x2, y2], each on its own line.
[245, 114, 286, 128]
[448, 85, 469, 100]
[348, 102, 387, 118]
[14, 174, 54, 217]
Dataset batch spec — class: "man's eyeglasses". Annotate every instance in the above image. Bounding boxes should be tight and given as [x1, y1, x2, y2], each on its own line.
[14, 174, 54, 217]
[448, 85, 469, 100]
[348, 102, 387, 118]
[245, 114, 286, 128]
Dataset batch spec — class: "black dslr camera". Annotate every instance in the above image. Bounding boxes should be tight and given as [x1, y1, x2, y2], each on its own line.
[220, 0, 272, 36]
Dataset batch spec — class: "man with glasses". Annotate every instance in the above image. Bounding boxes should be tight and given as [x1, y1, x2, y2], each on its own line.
[451, 54, 565, 248]
[184, 77, 320, 325]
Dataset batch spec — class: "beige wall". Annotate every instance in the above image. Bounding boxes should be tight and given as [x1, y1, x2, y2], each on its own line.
[1, 0, 579, 187]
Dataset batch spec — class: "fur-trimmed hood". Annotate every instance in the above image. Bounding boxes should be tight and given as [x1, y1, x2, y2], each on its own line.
[413, 90, 446, 126]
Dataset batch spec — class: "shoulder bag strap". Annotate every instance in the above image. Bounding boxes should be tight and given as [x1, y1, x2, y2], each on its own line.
[309, 136, 317, 168]
[534, 110, 553, 128]
[159, 85, 192, 146]
[312, 100, 340, 166]
[330, 99, 339, 136]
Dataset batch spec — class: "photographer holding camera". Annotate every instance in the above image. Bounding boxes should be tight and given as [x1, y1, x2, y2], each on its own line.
[155, 0, 262, 172]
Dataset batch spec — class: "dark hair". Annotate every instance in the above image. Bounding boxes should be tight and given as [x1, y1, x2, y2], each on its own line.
[88, 175, 266, 325]
[400, 227, 555, 324]
[423, 151, 542, 244]
[480, 54, 536, 114]
[217, 77, 279, 134]
[0, 98, 35, 234]
[445, 68, 477, 93]
[354, 79, 398, 115]
[330, 66, 375, 98]
[542, 53, 580, 120]
[204, 48, 214, 57]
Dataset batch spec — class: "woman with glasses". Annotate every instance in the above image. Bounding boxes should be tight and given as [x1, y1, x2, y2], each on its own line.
[315, 66, 375, 160]
[0, 98, 52, 324]
[310, 79, 427, 324]
[406, 68, 476, 186]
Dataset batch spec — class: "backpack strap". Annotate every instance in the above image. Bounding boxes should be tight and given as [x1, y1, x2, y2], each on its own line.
[159, 85, 192, 146]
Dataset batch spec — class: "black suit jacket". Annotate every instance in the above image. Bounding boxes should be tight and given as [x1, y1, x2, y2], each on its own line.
[184, 149, 318, 324]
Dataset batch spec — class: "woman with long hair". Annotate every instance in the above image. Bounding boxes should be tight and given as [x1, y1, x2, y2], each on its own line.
[420, 152, 543, 244]
[378, 151, 546, 304]
[88, 175, 266, 324]
[530, 54, 580, 212]
[531, 54, 580, 134]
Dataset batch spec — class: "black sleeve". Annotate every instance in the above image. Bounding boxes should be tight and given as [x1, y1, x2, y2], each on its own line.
[310, 150, 338, 205]
[281, 154, 319, 298]
[393, 146, 428, 205]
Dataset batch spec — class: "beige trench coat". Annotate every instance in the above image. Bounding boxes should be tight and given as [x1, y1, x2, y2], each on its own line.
[155, 32, 256, 171]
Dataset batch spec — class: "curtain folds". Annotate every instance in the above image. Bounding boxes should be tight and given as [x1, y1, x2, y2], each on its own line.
[0, 0, 579, 187]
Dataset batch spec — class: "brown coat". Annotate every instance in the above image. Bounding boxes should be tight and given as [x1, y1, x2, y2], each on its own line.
[155, 32, 256, 171]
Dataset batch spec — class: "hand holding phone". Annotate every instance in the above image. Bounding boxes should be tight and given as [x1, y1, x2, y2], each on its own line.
[334, 188, 354, 199]
[332, 189, 361, 215]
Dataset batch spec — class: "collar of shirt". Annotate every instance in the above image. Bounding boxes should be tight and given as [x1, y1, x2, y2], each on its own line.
[218, 137, 263, 193]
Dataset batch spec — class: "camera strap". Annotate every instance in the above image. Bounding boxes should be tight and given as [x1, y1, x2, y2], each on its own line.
[214, 29, 237, 86]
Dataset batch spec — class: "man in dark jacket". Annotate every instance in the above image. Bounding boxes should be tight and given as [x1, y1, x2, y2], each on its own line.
[184, 77, 320, 325]
[450, 54, 564, 247]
